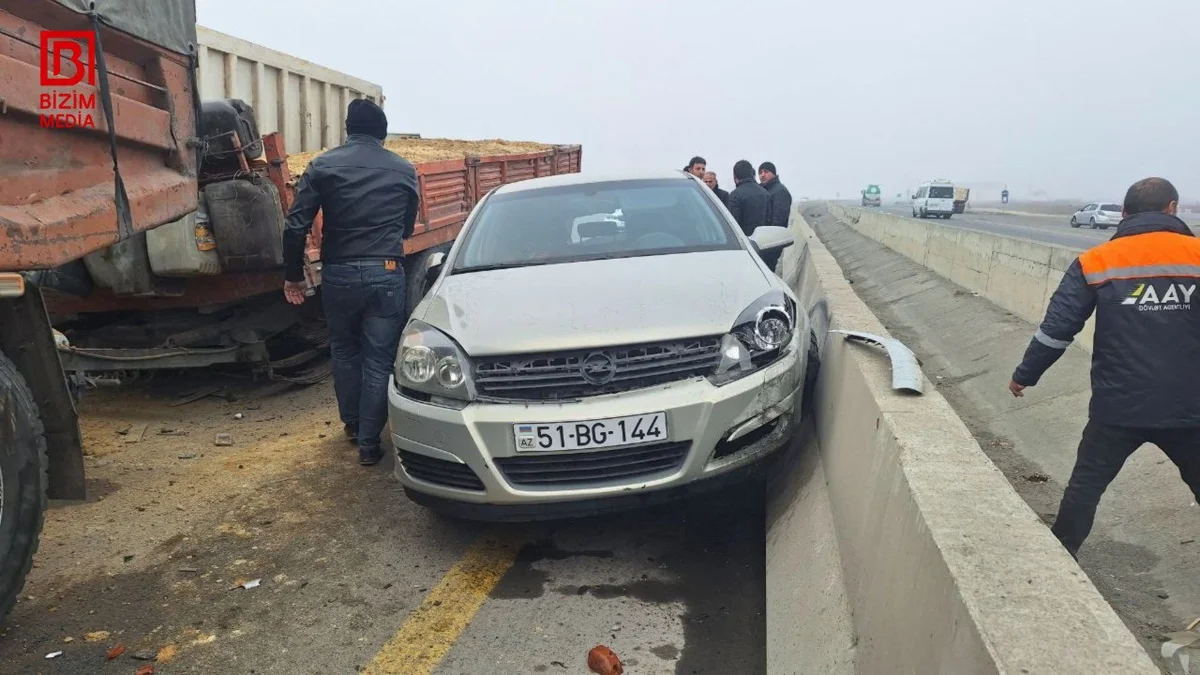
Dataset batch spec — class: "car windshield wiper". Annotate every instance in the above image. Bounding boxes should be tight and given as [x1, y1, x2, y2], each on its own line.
[453, 260, 555, 274]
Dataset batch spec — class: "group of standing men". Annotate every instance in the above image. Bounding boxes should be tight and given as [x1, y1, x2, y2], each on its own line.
[684, 156, 792, 235]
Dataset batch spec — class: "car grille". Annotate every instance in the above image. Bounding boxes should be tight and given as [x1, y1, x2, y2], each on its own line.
[495, 441, 691, 488]
[398, 450, 485, 491]
[473, 337, 722, 400]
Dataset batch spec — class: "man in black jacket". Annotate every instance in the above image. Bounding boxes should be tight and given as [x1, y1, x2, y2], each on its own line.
[702, 171, 729, 206]
[758, 161, 792, 229]
[1009, 177, 1200, 557]
[282, 99, 420, 466]
[726, 160, 769, 235]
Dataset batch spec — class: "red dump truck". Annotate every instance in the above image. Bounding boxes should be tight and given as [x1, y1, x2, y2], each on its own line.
[0, 0, 579, 618]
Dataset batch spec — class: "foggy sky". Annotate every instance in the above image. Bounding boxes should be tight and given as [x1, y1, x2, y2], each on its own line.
[196, 0, 1200, 203]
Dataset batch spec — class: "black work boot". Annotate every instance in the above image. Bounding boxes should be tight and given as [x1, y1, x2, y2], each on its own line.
[344, 424, 358, 444]
[359, 446, 384, 466]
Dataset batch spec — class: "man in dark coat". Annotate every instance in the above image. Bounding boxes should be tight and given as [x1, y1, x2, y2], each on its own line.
[702, 171, 729, 206]
[725, 160, 769, 235]
[282, 99, 420, 466]
[1009, 177, 1200, 557]
[758, 161, 793, 229]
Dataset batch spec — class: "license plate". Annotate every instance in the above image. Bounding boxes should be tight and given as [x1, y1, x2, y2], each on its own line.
[513, 412, 668, 452]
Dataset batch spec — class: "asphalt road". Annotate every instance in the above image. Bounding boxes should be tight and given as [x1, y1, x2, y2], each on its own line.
[0, 374, 769, 675]
[875, 203, 1114, 251]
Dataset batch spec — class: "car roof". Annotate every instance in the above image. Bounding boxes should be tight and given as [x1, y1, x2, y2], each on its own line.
[492, 170, 695, 195]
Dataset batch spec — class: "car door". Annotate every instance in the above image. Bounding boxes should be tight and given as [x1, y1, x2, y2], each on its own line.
[1077, 204, 1094, 222]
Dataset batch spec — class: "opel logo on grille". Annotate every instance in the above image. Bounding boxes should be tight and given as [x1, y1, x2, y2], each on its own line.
[580, 352, 617, 386]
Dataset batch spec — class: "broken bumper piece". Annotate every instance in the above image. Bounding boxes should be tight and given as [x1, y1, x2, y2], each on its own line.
[828, 329, 924, 394]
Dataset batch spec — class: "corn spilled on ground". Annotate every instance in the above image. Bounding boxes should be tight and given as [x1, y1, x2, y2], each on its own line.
[286, 138, 554, 175]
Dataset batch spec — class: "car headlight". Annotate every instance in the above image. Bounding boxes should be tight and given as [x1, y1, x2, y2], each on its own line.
[394, 320, 474, 405]
[709, 290, 796, 386]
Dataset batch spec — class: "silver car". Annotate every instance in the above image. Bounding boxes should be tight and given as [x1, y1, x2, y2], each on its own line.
[386, 171, 818, 519]
[1070, 202, 1123, 230]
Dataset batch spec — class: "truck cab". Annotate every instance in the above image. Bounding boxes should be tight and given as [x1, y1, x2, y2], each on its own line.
[861, 184, 882, 207]
[911, 180, 956, 219]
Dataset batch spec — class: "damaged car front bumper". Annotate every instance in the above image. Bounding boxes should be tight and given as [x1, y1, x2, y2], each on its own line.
[387, 333, 804, 520]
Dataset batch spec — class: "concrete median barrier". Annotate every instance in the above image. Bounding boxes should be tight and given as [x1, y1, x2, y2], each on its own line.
[765, 208, 1156, 673]
[828, 204, 1096, 352]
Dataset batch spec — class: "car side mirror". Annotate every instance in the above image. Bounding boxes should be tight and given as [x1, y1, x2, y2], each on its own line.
[422, 252, 446, 295]
[749, 226, 795, 254]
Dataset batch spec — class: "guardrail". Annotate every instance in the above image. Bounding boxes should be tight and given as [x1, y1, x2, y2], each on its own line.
[764, 206, 1154, 673]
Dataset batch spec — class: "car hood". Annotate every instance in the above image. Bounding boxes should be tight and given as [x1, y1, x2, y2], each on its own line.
[420, 250, 773, 355]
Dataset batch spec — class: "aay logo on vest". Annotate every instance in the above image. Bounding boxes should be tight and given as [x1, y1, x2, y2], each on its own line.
[1122, 282, 1196, 311]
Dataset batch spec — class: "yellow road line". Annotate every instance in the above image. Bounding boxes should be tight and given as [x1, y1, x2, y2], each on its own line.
[362, 534, 521, 675]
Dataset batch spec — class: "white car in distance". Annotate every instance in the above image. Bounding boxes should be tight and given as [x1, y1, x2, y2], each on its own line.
[911, 180, 956, 219]
[1070, 202, 1122, 230]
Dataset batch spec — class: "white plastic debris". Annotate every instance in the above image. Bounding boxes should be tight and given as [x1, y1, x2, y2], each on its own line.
[45, 651, 63, 659]
[1163, 619, 1200, 674]
[237, 578, 261, 590]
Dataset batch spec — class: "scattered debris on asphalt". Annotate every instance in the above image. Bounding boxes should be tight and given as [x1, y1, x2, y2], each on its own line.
[1183, 539, 1196, 545]
[45, 651, 63, 659]
[178, 567, 200, 573]
[587, 645, 623, 675]
[172, 386, 225, 407]
[107, 643, 126, 660]
[159, 428, 186, 436]
[124, 423, 148, 444]
[178, 453, 198, 460]
[156, 644, 177, 663]
[132, 650, 156, 661]
[135, 665, 156, 675]
[1023, 473, 1050, 483]
[85, 631, 111, 642]
[233, 578, 261, 590]
[234, 412, 244, 420]
[62, 636, 73, 643]
[214, 433, 234, 446]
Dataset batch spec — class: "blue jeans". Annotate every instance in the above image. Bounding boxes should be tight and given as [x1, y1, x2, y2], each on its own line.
[320, 261, 407, 452]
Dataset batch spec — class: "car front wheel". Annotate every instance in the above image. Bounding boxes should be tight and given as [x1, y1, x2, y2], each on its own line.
[1070, 217, 1080, 228]
[801, 332, 821, 414]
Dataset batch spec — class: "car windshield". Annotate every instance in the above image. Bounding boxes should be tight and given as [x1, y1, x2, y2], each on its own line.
[928, 186, 954, 199]
[1101, 204, 1122, 212]
[453, 178, 739, 272]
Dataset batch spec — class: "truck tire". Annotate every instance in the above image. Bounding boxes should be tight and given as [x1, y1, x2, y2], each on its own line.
[0, 350, 48, 620]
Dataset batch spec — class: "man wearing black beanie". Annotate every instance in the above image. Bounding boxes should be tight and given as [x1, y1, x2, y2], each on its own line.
[758, 161, 793, 230]
[282, 98, 420, 466]
[725, 159, 769, 235]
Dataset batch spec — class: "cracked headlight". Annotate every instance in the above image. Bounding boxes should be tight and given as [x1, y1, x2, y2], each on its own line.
[394, 320, 475, 404]
[708, 290, 796, 386]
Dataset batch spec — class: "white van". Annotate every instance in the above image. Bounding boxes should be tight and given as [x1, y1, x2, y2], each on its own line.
[911, 180, 956, 219]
